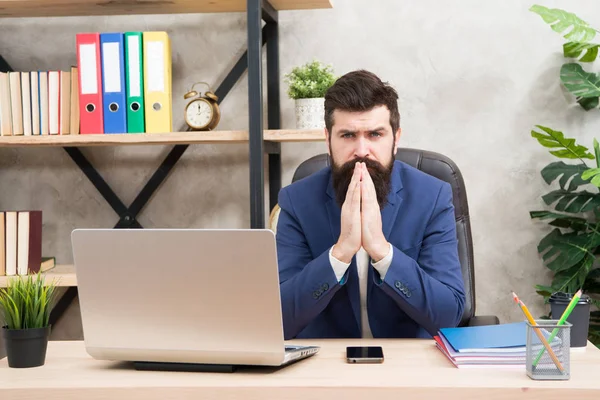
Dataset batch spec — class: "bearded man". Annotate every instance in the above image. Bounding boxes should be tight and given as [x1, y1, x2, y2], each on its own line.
[275, 70, 466, 340]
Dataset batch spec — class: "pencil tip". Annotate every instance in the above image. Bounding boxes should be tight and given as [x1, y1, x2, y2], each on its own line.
[576, 289, 582, 296]
[511, 292, 518, 303]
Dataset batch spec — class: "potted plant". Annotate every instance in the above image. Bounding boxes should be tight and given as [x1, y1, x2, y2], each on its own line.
[528, 5, 600, 347]
[284, 60, 336, 129]
[0, 273, 58, 368]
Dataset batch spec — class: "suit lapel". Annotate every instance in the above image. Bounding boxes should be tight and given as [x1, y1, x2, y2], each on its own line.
[325, 179, 341, 247]
[381, 162, 403, 239]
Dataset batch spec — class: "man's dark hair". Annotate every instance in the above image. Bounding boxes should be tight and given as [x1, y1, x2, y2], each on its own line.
[324, 70, 400, 137]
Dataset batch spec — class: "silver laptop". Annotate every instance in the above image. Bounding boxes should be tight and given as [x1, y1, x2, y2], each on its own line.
[71, 228, 319, 369]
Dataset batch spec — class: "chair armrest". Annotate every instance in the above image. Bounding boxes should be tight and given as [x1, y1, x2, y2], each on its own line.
[468, 315, 500, 326]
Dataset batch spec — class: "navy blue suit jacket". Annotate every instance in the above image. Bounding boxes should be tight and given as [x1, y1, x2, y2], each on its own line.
[276, 160, 466, 339]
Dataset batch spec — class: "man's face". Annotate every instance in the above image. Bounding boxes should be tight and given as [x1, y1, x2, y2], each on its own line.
[326, 105, 401, 208]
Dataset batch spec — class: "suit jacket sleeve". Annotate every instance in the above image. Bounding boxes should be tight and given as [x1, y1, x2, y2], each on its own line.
[276, 188, 346, 339]
[376, 182, 466, 335]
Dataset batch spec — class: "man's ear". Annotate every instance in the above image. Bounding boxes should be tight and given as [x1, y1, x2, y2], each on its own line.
[324, 128, 331, 156]
[393, 128, 401, 155]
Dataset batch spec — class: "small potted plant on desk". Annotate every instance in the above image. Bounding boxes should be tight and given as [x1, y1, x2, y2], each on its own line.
[0, 273, 58, 368]
[285, 60, 337, 129]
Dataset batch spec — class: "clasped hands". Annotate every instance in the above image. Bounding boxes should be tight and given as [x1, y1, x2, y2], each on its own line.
[332, 162, 390, 264]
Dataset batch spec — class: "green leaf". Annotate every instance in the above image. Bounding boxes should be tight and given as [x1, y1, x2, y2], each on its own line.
[541, 190, 600, 213]
[560, 63, 600, 99]
[530, 5, 597, 42]
[531, 125, 594, 159]
[535, 284, 556, 297]
[548, 218, 588, 230]
[594, 139, 600, 168]
[582, 167, 600, 179]
[563, 42, 600, 62]
[540, 161, 590, 191]
[551, 256, 594, 292]
[530, 211, 589, 231]
[545, 240, 587, 272]
[578, 96, 600, 110]
[537, 227, 600, 272]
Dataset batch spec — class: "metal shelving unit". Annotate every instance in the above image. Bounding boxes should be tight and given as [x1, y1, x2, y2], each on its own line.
[0, 0, 331, 328]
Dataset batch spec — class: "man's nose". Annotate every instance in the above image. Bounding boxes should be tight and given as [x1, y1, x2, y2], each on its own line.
[354, 138, 370, 158]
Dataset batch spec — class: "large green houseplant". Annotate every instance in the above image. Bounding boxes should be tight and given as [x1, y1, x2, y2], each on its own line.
[0, 273, 58, 368]
[529, 5, 600, 346]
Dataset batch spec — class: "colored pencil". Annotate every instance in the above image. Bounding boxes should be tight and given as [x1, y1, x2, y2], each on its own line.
[533, 289, 581, 366]
[512, 292, 564, 372]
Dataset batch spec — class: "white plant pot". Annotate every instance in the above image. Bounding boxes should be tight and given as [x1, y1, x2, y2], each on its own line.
[295, 98, 325, 129]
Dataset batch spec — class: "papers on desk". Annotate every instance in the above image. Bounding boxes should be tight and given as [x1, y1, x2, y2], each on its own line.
[434, 322, 563, 369]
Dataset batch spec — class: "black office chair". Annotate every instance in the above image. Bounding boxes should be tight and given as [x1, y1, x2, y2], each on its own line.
[270, 149, 499, 327]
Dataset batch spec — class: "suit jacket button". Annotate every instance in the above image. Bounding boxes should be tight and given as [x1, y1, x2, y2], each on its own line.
[322, 283, 329, 291]
[313, 291, 319, 299]
[395, 281, 401, 289]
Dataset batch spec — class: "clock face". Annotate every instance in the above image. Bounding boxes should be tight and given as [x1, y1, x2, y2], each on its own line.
[186, 99, 213, 129]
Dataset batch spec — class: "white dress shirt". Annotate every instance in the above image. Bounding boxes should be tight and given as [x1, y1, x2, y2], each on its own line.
[328, 243, 393, 338]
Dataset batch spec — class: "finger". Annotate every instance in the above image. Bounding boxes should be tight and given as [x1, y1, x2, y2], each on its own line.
[361, 179, 371, 211]
[362, 163, 373, 185]
[362, 163, 377, 200]
[360, 164, 373, 198]
[343, 163, 361, 205]
[352, 170, 362, 210]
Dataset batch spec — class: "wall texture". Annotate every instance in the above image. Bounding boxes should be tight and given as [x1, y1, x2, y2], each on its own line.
[1, 0, 599, 339]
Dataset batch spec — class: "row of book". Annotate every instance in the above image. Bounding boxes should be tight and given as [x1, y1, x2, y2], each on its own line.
[0, 210, 42, 276]
[0, 31, 172, 137]
[0, 69, 79, 136]
[76, 31, 173, 134]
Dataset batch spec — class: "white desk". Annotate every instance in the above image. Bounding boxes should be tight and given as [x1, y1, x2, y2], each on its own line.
[1, 339, 600, 399]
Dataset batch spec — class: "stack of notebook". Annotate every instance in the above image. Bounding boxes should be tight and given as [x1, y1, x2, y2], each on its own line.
[434, 321, 562, 369]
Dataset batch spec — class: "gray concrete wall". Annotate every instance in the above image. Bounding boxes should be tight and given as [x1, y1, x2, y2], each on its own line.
[1, 0, 599, 339]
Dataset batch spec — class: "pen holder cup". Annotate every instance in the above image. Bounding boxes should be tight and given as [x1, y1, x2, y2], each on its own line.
[526, 320, 571, 381]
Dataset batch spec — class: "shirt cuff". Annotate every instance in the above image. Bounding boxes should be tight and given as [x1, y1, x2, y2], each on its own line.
[371, 242, 393, 280]
[329, 246, 350, 282]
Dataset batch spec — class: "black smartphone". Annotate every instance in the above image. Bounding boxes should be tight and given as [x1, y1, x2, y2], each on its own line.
[346, 346, 384, 363]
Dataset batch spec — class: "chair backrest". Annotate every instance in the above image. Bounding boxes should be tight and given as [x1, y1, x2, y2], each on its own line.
[291, 150, 475, 327]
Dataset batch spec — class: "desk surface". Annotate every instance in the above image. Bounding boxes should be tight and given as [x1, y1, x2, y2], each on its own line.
[2, 339, 600, 399]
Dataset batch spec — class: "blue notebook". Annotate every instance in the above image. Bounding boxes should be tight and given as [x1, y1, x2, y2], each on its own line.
[439, 322, 529, 352]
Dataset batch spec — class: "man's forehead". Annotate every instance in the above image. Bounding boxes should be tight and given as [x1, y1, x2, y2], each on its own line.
[331, 106, 392, 131]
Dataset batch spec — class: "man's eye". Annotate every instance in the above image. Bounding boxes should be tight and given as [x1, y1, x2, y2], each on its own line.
[370, 132, 382, 137]
[342, 133, 355, 138]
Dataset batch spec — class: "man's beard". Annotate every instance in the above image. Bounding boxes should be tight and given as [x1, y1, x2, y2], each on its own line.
[331, 156, 394, 209]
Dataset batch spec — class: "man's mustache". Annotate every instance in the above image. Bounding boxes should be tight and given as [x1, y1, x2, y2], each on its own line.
[332, 156, 392, 209]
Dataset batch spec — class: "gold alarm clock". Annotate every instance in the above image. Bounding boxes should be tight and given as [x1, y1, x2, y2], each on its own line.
[183, 82, 221, 131]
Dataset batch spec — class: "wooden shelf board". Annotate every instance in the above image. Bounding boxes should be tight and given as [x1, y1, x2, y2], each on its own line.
[0, 265, 76, 288]
[0, 0, 333, 18]
[0, 131, 248, 147]
[0, 129, 325, 147]
[265, 129, 325, 142]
